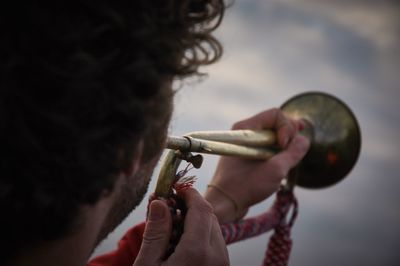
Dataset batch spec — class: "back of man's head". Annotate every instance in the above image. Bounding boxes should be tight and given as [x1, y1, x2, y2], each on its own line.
[0, 0, 225, 262]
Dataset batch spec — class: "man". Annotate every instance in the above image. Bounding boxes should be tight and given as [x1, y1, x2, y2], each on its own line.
[0, 1, 309, 266]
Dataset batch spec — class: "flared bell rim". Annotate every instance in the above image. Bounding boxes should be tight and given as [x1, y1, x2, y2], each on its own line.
[281, 91, 362, 189]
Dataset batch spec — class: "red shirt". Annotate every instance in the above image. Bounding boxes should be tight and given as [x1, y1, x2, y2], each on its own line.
[88, 222, 145, 266]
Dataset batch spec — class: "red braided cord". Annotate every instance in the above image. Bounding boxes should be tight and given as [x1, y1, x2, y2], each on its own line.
[263, 189, 298, 266]
[220, 207, 280, 244]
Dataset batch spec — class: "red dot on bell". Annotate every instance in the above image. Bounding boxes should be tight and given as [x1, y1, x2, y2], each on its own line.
[326, 151, 338, 165]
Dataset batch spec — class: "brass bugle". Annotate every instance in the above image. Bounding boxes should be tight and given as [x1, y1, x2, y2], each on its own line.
[155, 92, 361, 198]
[166, 130, 277, 160]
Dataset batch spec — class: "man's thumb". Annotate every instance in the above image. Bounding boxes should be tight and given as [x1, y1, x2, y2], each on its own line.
[134, 200, 171, 265]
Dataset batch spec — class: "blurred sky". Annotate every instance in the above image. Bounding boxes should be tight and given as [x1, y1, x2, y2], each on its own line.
[94, 1, 400, 265]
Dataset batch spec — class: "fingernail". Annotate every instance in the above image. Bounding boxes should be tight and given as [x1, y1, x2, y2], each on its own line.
[149, 201, 166, 221]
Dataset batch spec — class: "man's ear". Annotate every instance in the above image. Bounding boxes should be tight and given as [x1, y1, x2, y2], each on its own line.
[122, 139, 144, 178]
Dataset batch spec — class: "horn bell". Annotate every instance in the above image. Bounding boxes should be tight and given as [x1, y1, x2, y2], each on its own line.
[281, 92, 361, 189]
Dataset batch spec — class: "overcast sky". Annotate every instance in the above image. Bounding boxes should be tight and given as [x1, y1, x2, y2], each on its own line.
[94, 1, 400, 265]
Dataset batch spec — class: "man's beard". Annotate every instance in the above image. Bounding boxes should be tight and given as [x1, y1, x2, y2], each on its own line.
[93, 84, 173, 248]
[96, 159, 157, 244]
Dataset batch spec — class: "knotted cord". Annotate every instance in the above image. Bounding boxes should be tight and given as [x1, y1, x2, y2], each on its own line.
[148, 164, 298, 266]
[263, 188, 298, 266]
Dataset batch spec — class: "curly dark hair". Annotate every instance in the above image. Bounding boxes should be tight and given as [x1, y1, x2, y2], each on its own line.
[0, 0, 225, 261]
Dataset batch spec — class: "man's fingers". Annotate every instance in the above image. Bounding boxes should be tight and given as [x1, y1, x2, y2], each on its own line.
[133, 200, 171, 266]
[263, 134, 310, 179]
[177, 188, 214, 245]
[168, 188, 229, 266]
[208, 215, 230, 265]
[232, 108, 281, 130]
[231, 108, 297, 148]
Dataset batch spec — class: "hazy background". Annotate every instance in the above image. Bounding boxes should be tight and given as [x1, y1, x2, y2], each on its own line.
[94, 0, 400, 265]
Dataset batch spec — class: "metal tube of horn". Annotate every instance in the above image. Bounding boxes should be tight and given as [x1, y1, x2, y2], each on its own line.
[166, 132, 277, 160]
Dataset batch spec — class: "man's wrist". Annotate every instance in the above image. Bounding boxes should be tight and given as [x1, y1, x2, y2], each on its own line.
[204, 184, 247, 224]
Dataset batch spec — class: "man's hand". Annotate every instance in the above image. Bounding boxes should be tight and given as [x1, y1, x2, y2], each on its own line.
[204, 108, 310, 224]
[133, 188, 229, 266]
